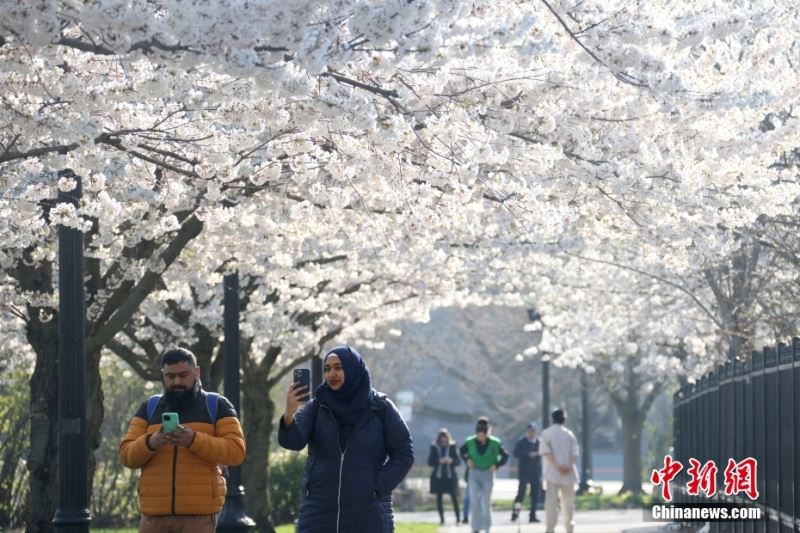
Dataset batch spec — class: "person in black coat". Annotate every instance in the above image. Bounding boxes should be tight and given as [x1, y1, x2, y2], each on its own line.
[278, 345, 414, 533]
[512, 421, 542, 523]
[427, 428, 461, 525]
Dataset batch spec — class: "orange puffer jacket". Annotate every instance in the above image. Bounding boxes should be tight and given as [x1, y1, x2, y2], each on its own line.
[119, 390, 246, 516]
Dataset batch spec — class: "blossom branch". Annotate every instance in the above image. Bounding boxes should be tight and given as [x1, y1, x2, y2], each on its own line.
[87, 213, 204, 353]
[322, 71, 400, 99]
[564, 250, 723, 328]
[539, 0, 647, 87]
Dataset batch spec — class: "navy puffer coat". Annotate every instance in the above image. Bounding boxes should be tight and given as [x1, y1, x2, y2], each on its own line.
[279, 393, 414, 533]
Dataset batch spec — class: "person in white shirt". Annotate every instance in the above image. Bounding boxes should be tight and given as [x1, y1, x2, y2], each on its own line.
[539, 409, 579, 533]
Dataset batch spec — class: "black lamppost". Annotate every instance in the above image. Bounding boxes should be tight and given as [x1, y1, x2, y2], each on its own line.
[217, 272, 255, 532]
[577, 370, 593, 494]
[542, 357, 550, 431]
[53, 172, 91, 532]
[526, 309, 550, 430]
[527, 308, 548, 512]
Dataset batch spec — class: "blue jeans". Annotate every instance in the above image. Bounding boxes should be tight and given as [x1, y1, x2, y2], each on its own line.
[469, 468, 494, 531]
[463, 481, 470, 520]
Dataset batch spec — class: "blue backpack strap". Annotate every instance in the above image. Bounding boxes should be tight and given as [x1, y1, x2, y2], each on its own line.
[206, 392, 219, 424]
[146, 394, 162, 422]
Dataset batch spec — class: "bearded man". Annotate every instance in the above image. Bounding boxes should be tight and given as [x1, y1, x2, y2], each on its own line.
[119, 347, 246, 532]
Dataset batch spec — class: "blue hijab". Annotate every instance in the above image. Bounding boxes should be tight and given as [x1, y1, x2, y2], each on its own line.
[314, 345, 374, 446]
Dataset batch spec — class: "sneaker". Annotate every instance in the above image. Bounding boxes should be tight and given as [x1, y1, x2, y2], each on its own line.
[530, 516, 540, 522]
[511, 511, 519, 522]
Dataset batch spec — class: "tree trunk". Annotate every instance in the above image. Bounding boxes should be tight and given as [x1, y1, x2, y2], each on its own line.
[241, 363, 276, 533]
[191, 324, 222, 392]
[25, 311, 59, 533]
[86, 348, 104, 498]
[605, 357, 663, 496]
[25, 321, 105, 533]
[619, 410, 644, 495]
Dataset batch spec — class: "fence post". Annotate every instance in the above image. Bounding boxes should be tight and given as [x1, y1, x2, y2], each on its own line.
[691, 380, 700, 505]
[777, 343, 794, 531]
[734, 357, 745, 533]
[708, 370, 719, 509]
[793, 338, 800, 533]
[673, 388, 682, 504]
[743, 355, 754, 533]
[751, 349, 766, 528]
[719, 361, 734, 533]
[765, 346, 779, 531]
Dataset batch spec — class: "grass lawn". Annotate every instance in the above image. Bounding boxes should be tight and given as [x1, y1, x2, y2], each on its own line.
[487, 491, 658, 512]
[276, 524, 439, 533]
[93, 525, 439, 533]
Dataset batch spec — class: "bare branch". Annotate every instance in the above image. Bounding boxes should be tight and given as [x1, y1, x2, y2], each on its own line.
[594, 184, 644, 228]
[0, 142, 79, 164]
[86, 214, 204, 353]
[106, 338, 160, 381]
[322, 71, 400, 99]
[56, 36, 197, 56]
[564, 251, 723, 328]
[539, 0, 647, 88]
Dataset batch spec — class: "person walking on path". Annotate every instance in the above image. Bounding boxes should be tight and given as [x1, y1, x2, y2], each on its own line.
[540, 409, 579, 533]
[278, 345, 414, 533]
[459, 416, 510, 533]
[119, 347, 246, 533]
[428, 428, 462, 525]
[462, 465, 471, 524]
[512, 421, 542, 523]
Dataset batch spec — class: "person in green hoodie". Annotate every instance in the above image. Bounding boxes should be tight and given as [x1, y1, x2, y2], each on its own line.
[459, 416, 510, 533]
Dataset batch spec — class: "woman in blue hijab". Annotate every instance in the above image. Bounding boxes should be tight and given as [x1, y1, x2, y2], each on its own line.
[279, 345, 414, 533]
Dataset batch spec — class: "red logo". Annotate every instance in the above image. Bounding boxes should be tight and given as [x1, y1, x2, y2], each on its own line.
[723, 457, 759, 500]
[651, 456, 759, 502]
[651, 455, 684, 502]
[686, 458, 718, 498]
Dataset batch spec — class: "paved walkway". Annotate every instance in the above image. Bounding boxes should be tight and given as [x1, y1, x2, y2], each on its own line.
[396, 509, 685, 533]
[402, 478, 654, 502]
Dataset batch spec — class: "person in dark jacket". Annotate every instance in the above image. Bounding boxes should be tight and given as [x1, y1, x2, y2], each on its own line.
[511, 421, 542, 523]
[278, 345, 414, 533]
[460, 416, 509, 533]
[427, 428, 461, 525]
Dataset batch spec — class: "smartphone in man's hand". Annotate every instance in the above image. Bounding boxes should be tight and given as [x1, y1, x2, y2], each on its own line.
[293, 368, 311, 401]
[162, 412, 180, 433]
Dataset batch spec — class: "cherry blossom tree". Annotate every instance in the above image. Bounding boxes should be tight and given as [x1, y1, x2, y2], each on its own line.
[2, 0, 800, 529]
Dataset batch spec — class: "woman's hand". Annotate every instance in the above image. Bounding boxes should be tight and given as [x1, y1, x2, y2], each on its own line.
[282, 382, 309, 426]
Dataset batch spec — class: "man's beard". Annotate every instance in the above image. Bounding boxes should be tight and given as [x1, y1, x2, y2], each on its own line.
[164, 380, 200, 411]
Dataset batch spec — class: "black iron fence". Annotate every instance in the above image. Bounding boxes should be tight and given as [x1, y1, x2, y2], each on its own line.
[674, 338, 800, 532]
